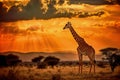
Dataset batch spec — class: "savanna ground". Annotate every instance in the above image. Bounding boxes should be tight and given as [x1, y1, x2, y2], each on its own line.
[0, 64, 120, 80]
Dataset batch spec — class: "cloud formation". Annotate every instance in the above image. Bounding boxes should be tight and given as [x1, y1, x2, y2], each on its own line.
[0, 0, 111, 22]
[26, 26, 40, 31]
[0, 0, 120, 53]
[0, 25, 19, 34]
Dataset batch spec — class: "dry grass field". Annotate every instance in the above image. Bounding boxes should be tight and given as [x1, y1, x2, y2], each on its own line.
[0, 64, 120, 80]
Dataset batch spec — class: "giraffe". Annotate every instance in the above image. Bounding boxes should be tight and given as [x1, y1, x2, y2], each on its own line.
[63, 22, 96, 73]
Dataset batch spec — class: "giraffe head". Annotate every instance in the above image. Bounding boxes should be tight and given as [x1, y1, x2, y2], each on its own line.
[63, 22, 72, 30]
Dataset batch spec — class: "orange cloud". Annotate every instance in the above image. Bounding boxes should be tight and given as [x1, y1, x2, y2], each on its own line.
[0, 4, 120, 54]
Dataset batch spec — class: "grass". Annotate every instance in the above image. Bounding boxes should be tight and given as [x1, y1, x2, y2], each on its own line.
[0, 65, 120, 80]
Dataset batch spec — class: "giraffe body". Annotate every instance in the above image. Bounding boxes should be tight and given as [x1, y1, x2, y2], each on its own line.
[63, 22, 96, 73]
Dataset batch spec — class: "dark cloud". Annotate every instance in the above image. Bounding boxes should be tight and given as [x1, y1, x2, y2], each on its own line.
[69, 0, 120, 5]
[0, 2, 7, 21]
[57, 0, 65, 5]
[105, 0, 120, 5]
[78, 11, 105, 18]
[69, 0, 110, 5]
[0, 0, 113, 22]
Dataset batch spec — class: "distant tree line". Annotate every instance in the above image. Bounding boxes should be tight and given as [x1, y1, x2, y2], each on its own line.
[0, 53, 60, 68]
[0, 54, 21, 67]
[32, 56, 60, 69]
[0, 47, 120, 72]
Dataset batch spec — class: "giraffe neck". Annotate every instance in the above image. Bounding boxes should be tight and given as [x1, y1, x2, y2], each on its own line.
[69, 26, 85, 45]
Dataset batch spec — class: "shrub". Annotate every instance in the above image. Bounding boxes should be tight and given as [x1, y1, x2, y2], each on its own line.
[43, 56, 60, 68]
[37, 62, 47, 69]
[97, 62, 106, 68]
[52, 74, 61, 80]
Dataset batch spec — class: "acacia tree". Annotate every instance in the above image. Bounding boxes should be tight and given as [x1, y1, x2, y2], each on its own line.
[0, 55, 7, 67]
[43, 56, 60, 68]
[32, 56, 44, 63]
[0, 54, 22, 67]
[100, 47, 118, 59]
[6, 54, 22, 66]
[100, 47, 120, 72]
[109, 54, 120, 72]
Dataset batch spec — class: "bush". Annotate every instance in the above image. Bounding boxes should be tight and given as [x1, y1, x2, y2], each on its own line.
[52, 74, 61, 80]
[0, 68, 19, 80]
[32, 56, 44, 63]
[43, 56, 60, 68]
[37, 62, 47, 69]
[97, 62, 106, 68]
[0, 54, 22, 67]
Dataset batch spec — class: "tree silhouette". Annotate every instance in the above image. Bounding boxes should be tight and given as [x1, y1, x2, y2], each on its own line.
[0, 55, 7, 67]
[6, 54, 22, 66]
[32, 56, 44, 63]
[0, 54, 21, 67]
[109, 54, 120, 72]
[100, 47, 120, 72]
[43, 56, 60, 68]
[100, 47, 118, 57]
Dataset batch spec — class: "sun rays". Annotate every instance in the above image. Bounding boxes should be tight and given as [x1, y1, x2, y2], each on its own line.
[0, 2, 120, 53]
[0, 17, 120, 53]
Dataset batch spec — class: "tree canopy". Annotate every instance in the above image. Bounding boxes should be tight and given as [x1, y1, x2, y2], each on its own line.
[43, 56, 60, 68]
[100, 47, 118, 55]
[0, 54, 21, 67]
[32, 56, 44, 63]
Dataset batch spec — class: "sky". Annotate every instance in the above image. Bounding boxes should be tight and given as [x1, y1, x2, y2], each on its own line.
[0, 0, 120, 54]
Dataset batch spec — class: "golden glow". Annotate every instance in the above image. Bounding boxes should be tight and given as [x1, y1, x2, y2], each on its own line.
[0, 2, 120, 54]
[0, 17, 120, 53]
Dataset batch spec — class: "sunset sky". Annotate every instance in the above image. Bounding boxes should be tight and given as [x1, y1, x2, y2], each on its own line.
[0, 0, 120, 54]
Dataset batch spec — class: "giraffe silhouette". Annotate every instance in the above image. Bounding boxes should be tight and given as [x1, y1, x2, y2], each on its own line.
[63, 22, 96, 73]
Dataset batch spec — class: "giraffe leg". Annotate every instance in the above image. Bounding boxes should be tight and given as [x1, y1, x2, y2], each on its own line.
[78, 57, 81, 73]
[77, 47, 82, 74]
[89, 60, 96, 73]
[89, 62, 92, 74]
[88, 53, 96, 73]
[94, 63, 95, 73]
[88, 56, 93, 74]
[81, 54, 83, 74]
[93, 60, 96, 73]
